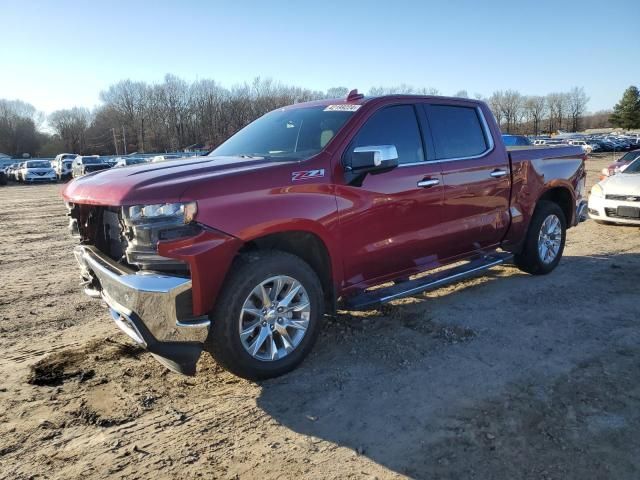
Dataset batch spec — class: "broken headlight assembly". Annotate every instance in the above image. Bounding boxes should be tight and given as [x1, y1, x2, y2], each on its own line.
[125, 202, 198, 224]
[122, 202, 200, 272]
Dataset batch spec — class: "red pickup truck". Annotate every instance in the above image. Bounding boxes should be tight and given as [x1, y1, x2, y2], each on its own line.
[63, 92, 587, 379]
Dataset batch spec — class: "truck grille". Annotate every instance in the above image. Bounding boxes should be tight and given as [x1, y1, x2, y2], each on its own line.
[71, 204, 193, 275]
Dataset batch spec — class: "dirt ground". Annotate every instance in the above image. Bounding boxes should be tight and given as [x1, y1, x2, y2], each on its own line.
[0, 153, 639, 480]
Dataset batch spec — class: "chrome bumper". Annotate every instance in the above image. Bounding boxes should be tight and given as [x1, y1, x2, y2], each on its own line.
[73, 245, 210, 375]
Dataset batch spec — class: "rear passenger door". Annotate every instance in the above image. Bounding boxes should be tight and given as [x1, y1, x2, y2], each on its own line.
[423, 102, 511, 259]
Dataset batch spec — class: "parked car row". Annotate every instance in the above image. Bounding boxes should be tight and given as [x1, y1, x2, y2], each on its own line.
[4, 160, 57, 183]
[531, 138, 594, 154]
[531, 134, 640, 154]
[2, 154, 156, 185]
[585, 135, 640, 153]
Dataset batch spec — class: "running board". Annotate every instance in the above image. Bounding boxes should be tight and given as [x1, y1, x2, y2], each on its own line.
[344, 252, 514, 310]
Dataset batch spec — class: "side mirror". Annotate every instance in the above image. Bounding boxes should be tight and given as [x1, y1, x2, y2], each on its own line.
[344, 145, 399, 186]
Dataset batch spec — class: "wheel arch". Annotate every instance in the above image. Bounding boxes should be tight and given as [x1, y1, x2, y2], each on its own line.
[536, 185, 574, 226]
[239, 229, 338, 314]
[503, 183, 575, 255]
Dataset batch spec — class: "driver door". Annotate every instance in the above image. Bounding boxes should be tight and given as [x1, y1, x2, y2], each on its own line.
[336, 104, 446, 287]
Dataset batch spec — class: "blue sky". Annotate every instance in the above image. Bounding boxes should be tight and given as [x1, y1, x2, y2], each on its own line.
[1, 0, 638, 114]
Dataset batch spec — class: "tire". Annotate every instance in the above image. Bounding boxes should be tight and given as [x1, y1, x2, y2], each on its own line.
[515, 201, 567, 275]
[206, 250, 324, 380]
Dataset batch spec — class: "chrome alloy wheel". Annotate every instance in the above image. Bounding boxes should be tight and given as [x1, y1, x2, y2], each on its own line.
[538, 214, 562, 264]
[238, 275, 311, 362]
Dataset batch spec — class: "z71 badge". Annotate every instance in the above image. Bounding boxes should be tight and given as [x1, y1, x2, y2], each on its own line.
[291, 169, 325, 181]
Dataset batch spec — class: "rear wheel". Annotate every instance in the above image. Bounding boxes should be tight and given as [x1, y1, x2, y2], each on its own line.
[515, 201, 566, 275]
[206, 250, 324, 380]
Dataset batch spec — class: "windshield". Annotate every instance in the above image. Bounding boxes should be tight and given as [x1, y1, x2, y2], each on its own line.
[622, 158, 640, 174]
[209, 106, 357, 160]
[82, 157, 102, 164]
[26, 161, 51, 168]
[620, 151, 640, 162]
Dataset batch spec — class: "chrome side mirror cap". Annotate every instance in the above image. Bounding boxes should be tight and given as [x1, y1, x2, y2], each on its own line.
[351, 145, 399, 170]
[344, 144, 399, 186]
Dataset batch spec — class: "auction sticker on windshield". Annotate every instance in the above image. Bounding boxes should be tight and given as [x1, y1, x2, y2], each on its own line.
[324, 105, 361, 112]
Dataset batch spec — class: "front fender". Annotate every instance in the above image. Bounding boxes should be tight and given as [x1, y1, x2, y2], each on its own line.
[158, 229, 243, 317]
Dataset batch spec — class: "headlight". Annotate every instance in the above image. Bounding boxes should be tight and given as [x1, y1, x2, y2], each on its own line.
[125, 201, 197, 224]
[590, 183, 604, 198]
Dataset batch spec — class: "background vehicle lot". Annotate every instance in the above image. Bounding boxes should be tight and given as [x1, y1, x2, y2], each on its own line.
[0, 154, 639, 479]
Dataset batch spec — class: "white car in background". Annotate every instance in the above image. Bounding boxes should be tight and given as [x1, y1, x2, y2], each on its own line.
[13, 162, 25, 181]
[19, 160, 57, 184]
[589, 157, 640, 225]
[52, 153, 77, 180]
[568, 140, 593, 154]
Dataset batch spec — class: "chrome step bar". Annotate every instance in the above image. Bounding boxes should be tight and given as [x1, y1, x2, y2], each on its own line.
[344, 252, 514, 310]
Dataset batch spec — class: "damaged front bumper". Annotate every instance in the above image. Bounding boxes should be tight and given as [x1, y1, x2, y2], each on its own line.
[73, 245, 210, 375]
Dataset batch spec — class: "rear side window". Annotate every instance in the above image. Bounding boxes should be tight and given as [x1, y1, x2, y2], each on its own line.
[428, 105, 489, 159]
[350, 105, 425, 164]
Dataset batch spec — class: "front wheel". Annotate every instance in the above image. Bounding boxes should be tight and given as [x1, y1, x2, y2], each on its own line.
[206, 250, 324, 380]
[515, 201, 567, 275]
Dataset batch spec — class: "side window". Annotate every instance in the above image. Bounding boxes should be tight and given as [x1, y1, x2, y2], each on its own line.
[428, 105, 489, 159]
[351, 105, 424, 165]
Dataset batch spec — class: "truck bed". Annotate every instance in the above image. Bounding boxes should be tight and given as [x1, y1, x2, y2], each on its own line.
[501, 144, 586, 249]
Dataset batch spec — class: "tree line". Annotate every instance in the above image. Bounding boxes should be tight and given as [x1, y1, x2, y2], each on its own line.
[2, 77, 638, 158]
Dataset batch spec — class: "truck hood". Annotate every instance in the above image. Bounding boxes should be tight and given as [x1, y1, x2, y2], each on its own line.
[603, 173, 640, 195]
[62, 155, 288, 206]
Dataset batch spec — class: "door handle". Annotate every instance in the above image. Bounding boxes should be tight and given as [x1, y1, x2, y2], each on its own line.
[417, 178, 440, 188]
[490, 169, 508, 178]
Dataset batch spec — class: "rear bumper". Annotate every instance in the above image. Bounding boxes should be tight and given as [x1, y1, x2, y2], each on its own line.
[73, 245, 210, 375]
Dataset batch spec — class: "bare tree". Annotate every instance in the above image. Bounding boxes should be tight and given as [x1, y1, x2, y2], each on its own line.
[568, 86, 589, 132]
[48, 107, 92, 153]
[90, 76, 592, 153]
[368, 85, 439, 96]
[0, 99, 42, 156]
[99, 79, 150, 152]
[501, 90, 524, 133]
[546, 92, 571, 132]
[488, 91, 505, 129]
[325, 87, 349, 99]
[523, 96, 547, 136]
[454, 90, 469, 98]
